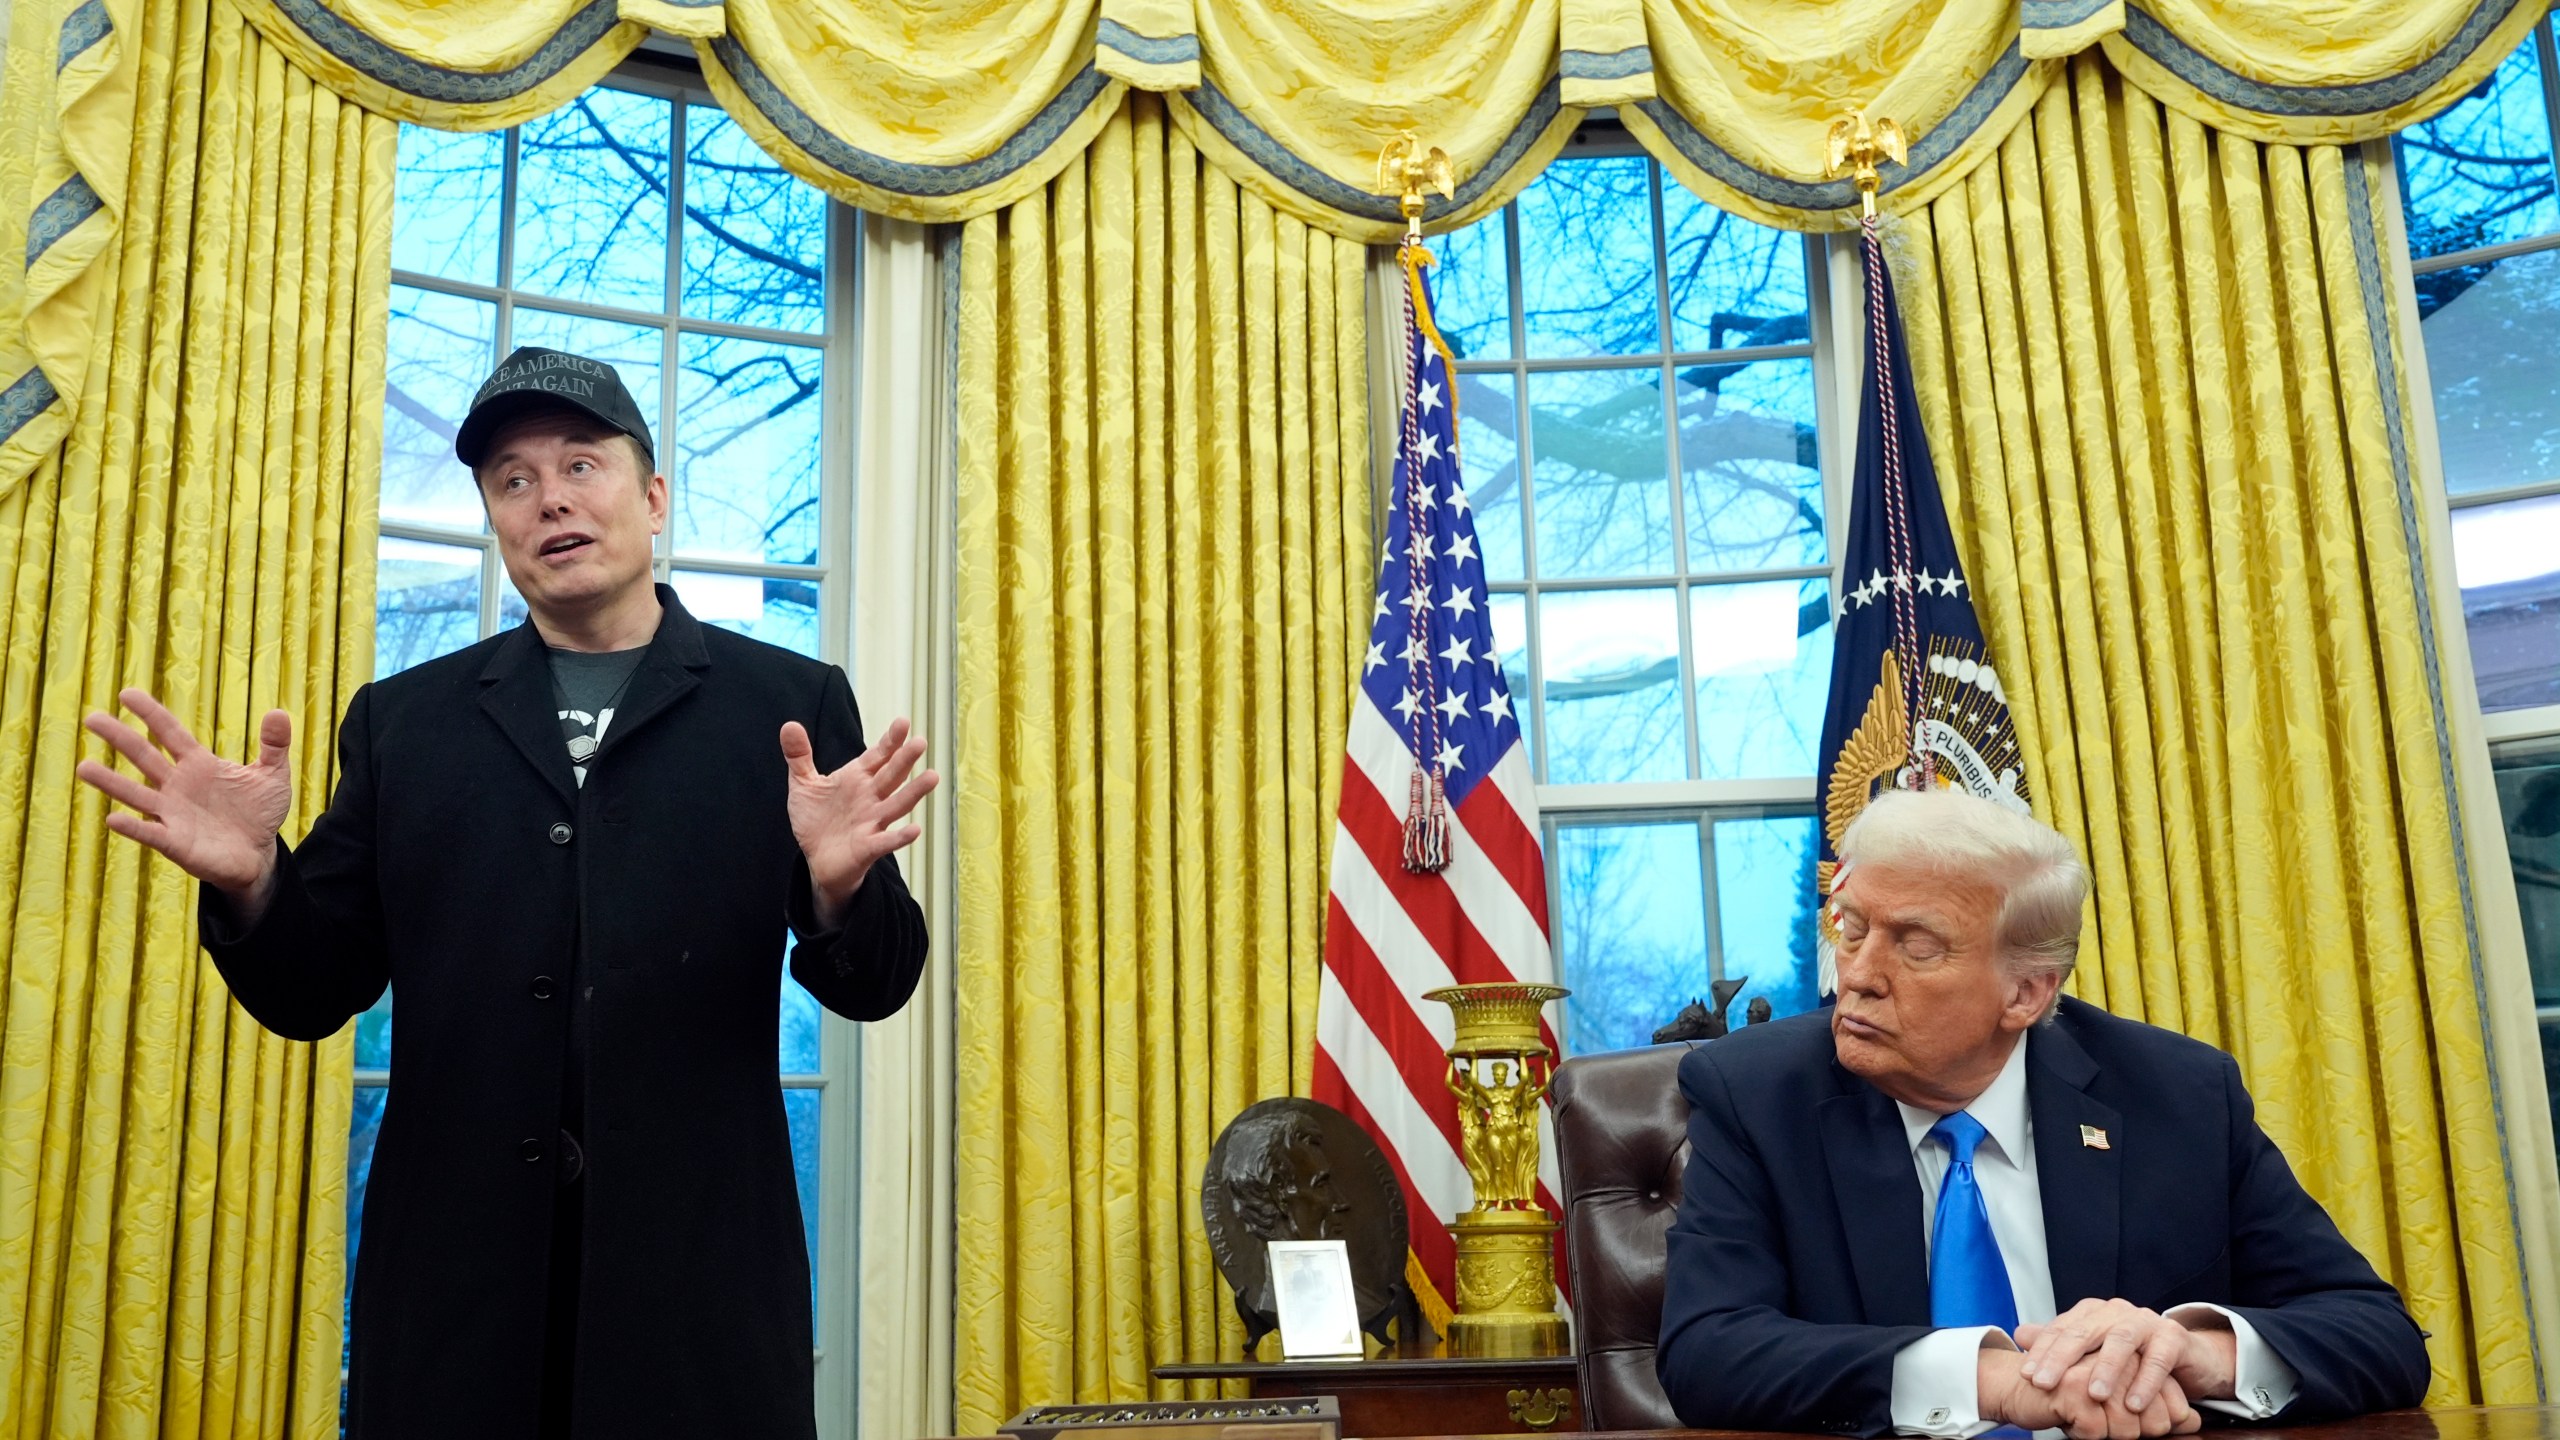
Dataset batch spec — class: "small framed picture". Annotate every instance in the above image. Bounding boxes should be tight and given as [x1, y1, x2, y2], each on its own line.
[1266, 1239, 1363, 1359]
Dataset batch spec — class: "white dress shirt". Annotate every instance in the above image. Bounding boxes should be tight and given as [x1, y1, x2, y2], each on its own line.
[1887, 1037, 2299, 1437]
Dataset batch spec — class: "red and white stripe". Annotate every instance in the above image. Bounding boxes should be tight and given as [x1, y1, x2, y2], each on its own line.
[1314, 700, 1563, 1314]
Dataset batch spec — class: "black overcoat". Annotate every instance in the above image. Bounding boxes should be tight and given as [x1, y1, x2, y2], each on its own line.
[200, 588, 927, 1439]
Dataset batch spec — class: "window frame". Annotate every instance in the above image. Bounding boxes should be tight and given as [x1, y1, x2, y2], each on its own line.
[363, 51, 865, 1433]
[1420, 121, 1858, 1036]
[2395, 17, 2560, 740]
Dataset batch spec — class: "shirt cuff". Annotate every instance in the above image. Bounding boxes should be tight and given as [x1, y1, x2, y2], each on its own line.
[2167, 1303, 2298, 1420]
[1891, 1326, 2015, 1437]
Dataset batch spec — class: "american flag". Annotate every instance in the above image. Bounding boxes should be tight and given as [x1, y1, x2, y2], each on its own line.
[1312, 247, 1563, 1319]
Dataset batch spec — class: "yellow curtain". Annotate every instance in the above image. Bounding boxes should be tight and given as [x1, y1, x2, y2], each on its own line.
[1888, 50, 2537, 1403]
[0, 0, 391, 1432]
[951, 92, 1371, 1432]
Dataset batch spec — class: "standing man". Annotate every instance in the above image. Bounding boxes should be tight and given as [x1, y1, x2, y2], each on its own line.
[76, 347, 933, 1439]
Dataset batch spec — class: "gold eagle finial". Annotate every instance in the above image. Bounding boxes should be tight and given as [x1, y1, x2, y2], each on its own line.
[1377, 135, 1456, 245]
[1823, 114, 1908, 218]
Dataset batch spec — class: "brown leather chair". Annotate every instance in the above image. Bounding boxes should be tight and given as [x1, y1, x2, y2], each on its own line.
[1550, 1041, 1703, 1431]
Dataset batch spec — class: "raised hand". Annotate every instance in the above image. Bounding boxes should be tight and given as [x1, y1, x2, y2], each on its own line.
[780, 715, 938, 927]
[77, 688, 294, 906]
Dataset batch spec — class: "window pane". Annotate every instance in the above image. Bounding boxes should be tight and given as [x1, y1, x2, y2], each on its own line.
[1679, 356, 1825, 571]
[355, 990, 393, 1069]
[346, 1083, 389, 1352]
[375, 537, 483, 678]
[500, 568, 529, 631]
[2396, 34, 2559, 266]
[514, 88, 673, 311]
[1540, 587, 1684, 784]
[1693, 579, 1833, 778]
[674, 334, 824, 566]
[2493, 743, 2560, 1005]
[672, 571, 821, 657]
[1663, 183, 1809, 354]
[1428, 210, 1511, 361]
[1554, 820, 1708, 1056]
[1456, 371, 1525, 581]
[1487, 591, 1534, 773]
[2420, 246, 2560, 494]
[1712, 815, 1822, 1021]
[781, 977, 821, 1075]
[785, 1088, 823, 1329]
[1529, 369, 1674, 578]
[510, 308, 665, 451]
[392, 124, 504, 287]
[2453, 491, 2560, 711]
[683, 104, 825, 333]
[1517, 157, 1660, 358]
[383, 285, 496, 530]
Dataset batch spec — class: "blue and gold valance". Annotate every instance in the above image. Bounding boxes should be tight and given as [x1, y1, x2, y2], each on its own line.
[211, 0, 2554, 237]
[3, 0, 2549, 497]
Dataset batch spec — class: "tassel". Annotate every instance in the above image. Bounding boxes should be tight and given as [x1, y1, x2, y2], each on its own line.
[1402, 764, 1450, 873]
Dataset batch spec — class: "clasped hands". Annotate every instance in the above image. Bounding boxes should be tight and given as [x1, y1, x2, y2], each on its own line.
[1974, 1298, 2239, 1439]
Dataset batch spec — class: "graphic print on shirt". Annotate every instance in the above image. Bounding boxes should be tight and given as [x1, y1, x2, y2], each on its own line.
[547, 644, 649, 790]
[559, 705, 617, 788]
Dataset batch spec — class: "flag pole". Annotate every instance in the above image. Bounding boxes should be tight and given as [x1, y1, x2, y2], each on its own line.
[1376, 138, 1463, 873]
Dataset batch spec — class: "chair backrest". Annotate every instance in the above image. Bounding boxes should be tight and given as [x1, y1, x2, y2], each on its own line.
[1549, 1041, 1700, 1431]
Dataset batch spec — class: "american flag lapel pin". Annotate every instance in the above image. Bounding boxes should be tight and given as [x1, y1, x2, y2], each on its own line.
[2080, 1124, 2111, 1150]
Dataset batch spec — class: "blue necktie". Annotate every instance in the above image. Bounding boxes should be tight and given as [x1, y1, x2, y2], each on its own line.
[1927, 1111, 2018, 1333]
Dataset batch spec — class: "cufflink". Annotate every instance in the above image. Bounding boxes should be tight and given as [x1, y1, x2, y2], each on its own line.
[2254, 1388, 2272, 1409]
[1927, 1408, 1951, 1426]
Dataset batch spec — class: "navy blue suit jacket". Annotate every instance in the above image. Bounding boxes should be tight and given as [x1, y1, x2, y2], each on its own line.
[1655, 997, 2429, 1434]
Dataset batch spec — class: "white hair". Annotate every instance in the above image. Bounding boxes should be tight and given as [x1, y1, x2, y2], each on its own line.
[1837, 788, 2090, 999]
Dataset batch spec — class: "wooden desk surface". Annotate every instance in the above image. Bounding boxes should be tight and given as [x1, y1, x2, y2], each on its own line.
[1384, 1405, 2553, 1440]
[1153, 1355, 1575, 1381]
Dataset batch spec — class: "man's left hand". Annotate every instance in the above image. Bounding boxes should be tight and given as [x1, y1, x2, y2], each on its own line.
[782, 715, 938, 928]
[2018, 1298, 2240, 1412]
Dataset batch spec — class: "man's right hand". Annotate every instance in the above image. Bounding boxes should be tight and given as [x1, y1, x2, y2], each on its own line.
[1982, 1344, 2201, 1439]
[77, 688, 294, 923]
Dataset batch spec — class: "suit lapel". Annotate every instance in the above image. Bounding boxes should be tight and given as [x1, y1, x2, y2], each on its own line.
[2028, 1016, 2122, 1309]
[1820, 1076, 1931, 1326]
[478, 623, 577, 804]
[595, 588, 709, 757]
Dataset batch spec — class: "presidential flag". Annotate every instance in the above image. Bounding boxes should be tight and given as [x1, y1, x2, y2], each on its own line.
[1814, 216, 2032, 994]
[1312, 244, 1562, 1319]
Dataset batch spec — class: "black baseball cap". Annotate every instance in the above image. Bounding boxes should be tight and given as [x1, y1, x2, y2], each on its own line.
[454, 346, 655, 470]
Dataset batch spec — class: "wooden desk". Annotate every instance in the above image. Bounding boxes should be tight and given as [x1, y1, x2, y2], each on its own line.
[1152, 1355, 1581, 1438]
[1385, 1404, 2554, 1440]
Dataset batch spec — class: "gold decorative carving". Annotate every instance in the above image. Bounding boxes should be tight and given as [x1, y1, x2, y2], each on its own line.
[1823, 113, 1908, 217]
[1426, 983, 1571, 1358]
[1376, 135, 1457, 243]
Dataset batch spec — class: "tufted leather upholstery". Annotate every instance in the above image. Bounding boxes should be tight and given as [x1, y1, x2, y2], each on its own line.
[1550, 1040, 1702, 1431]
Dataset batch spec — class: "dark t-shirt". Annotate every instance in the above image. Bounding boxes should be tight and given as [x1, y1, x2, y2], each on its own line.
[549, 645, 648, 789]
[545, 643, 648, 1176]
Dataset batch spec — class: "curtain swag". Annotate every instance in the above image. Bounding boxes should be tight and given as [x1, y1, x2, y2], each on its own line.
[2, 0, 2544, 499]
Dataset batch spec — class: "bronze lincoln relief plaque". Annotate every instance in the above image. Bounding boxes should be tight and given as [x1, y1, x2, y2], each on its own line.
[1203, 1098, 1424, 1356]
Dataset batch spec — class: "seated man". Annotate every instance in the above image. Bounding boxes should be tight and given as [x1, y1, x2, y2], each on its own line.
[1657, 788, 2429, 1437]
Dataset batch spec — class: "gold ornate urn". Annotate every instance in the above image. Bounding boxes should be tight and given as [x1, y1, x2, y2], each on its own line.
[1424, 981, 1571, 1358]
